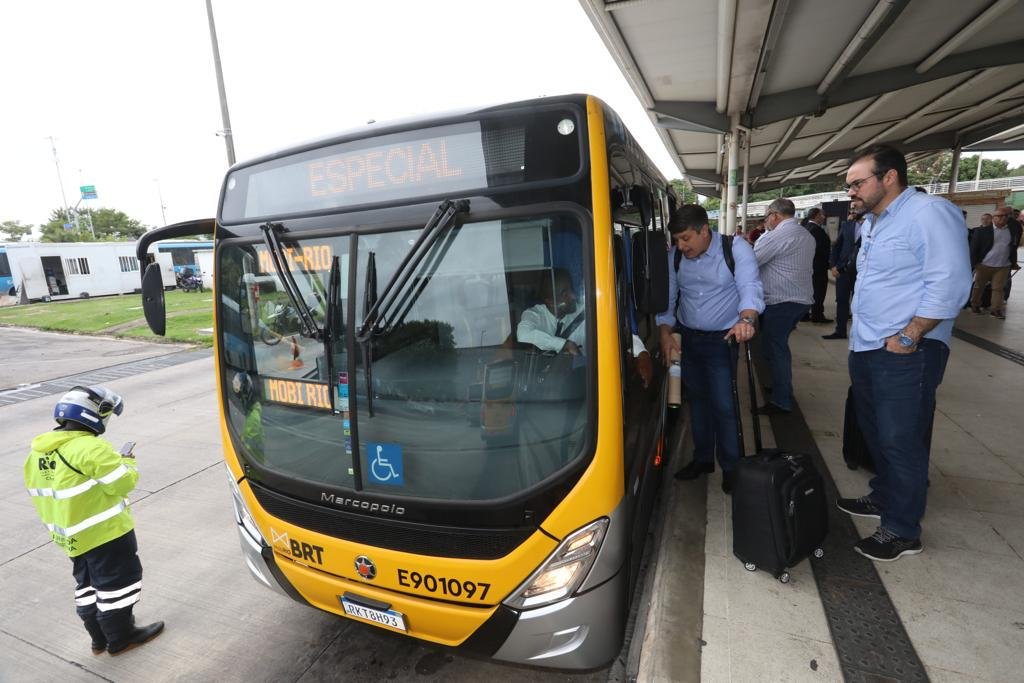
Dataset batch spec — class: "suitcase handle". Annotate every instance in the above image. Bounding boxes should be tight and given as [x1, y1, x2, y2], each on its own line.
[728, 339, 763, 457]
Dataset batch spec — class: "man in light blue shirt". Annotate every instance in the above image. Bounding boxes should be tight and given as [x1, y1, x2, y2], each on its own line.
[658, 204, 764, 493]
[836, 144, 971, 562]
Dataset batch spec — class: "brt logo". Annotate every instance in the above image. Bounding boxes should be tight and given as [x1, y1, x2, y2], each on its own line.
[290, 539, 325, 565]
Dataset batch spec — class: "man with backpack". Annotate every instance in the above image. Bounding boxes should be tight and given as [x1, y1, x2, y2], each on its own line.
[658, 204, 764, 493]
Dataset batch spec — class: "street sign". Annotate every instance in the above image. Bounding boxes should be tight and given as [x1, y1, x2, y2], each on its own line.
[80, 185, 97, 200]
[62, 223, 73, 230]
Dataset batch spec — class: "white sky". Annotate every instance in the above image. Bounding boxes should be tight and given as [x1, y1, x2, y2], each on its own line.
[3, 1, 1023, 233]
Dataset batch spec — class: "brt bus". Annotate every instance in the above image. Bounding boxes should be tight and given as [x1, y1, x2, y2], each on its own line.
[0, 247, 14, 296]
[137, 94, 675, 669]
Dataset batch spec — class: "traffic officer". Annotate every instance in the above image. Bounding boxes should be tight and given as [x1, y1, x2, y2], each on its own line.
[24, 385, 164, 655]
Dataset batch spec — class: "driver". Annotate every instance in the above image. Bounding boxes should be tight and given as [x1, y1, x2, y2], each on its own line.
[517, 269, 652, 384]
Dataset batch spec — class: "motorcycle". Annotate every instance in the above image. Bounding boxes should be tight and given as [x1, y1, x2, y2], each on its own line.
[177, 270, 204, 293]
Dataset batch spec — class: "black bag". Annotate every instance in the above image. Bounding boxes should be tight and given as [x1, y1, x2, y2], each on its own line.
[730, 343, 828, 583]
[842, 386, 875, 472]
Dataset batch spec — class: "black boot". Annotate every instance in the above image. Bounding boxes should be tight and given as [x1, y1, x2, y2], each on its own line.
[674, 460, 714, 480]
[107, 621, 165, 655]
[81, 616, 107, 655]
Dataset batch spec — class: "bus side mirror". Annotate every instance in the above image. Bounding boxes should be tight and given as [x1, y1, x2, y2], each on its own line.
[632, 230, 669, 314]
[141, 263, 166, 336]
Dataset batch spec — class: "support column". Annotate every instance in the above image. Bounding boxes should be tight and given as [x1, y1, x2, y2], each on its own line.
[725, 112, 740, 235]
[948, 141, 962, 195]
[740, 131, 750, 235]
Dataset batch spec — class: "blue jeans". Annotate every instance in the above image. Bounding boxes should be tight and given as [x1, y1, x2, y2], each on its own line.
[849, 339, 949, 540]
[759, 301, 809, 410]
[680, 328, 741, 472]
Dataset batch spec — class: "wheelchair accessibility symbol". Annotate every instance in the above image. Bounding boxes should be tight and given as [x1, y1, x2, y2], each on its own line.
[366, 442, 404, 486]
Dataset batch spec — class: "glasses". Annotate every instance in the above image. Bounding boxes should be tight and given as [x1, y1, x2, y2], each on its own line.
[992, 213, 1008, 218]
[844, 173, 881, 193]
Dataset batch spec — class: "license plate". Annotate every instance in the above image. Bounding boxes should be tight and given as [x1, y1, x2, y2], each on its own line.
[340, 598, 407, 632]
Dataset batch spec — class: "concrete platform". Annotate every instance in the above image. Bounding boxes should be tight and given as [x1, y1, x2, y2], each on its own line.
[641, 296, 1024, 681]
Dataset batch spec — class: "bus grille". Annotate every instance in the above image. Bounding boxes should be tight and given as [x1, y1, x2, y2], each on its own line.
[249, 482, 535, 560]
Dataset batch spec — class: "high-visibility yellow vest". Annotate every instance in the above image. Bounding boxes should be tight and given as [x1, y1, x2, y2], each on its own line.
[24, 430, 138, 557]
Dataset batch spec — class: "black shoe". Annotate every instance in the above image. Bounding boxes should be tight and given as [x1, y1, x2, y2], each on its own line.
[811, 317, 834, 324]
[721, 471, 737, 494]
[674, 461, 714, 480]
[855, 528, 922, 561]
[107, 621, 165, 656]
[821, 332, 847, 339]
[836, 495, 881, 519]
[755, 403, 791, 415]
[992, 310, 1006, 319]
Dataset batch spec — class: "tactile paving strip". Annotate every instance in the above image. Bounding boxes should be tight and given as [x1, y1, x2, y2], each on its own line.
[751, 352, 929, 682]
[952, 328, 1024, 367]
[0, 348, 211, 406]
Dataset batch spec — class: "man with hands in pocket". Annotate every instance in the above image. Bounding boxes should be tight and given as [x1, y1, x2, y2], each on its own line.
[836, 144, 971, 562]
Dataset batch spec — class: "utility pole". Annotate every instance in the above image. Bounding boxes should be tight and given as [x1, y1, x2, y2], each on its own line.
[154, 178, 168, 225]
[206, 0, 236, 166]
[974, 152, 984, 190]
[47, 136, 71, 225]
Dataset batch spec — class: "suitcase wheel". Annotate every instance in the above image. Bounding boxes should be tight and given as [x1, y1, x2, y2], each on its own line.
[779, 572, 791, 584]
[744, 562, 757, 572]
[814, 548, 824, 559]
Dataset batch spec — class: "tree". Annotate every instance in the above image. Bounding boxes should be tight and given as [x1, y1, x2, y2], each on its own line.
[0, 220, 33, 242]
[907, 151, 1013, 186]
[669, 179, 697, 206]
[40, 207, 149, 243]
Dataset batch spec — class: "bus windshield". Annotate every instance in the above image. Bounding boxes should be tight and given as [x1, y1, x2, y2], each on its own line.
[219, 212, 590, 501]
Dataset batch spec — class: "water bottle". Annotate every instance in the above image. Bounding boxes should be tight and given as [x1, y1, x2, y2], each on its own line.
[667, 332, 682, 407]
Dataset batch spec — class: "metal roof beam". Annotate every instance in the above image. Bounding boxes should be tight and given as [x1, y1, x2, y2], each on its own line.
[905, 81, 1024, 143]
[808, 92, 898, 160]
[745, 0, 792, 112]
[916, 0, 1019, 73]
[717, 0, 738, 113]
[752, 39, 1024, 126]
[763, 116, 808, 171]
[817, 0, 911, 97]
[651, 101, 731, 134]
[855, 68, 1001, 150]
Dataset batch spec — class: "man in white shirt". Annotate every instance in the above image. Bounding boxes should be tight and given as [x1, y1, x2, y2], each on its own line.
[753, 198, 815, 414]
[517, 269, 651, 384]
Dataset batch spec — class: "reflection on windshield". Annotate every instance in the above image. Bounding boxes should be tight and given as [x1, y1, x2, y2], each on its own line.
[354, 214, 589, 501]
[219, 238, 352, 488]
[219, 213, 590, 502]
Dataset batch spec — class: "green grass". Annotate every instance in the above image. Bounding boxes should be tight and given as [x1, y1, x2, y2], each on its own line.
[0, 290, 214, 346]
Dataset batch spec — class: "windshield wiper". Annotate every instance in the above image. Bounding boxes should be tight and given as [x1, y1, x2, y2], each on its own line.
[324, 255, 341, 411]
[260, 222, 322, 340]
[356, 199, 469, 343]
[363, 251, 378, 417]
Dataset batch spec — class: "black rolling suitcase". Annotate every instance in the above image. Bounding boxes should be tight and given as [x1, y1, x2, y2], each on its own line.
[842, 386, 875, 472]
[731, 343, 828, 583]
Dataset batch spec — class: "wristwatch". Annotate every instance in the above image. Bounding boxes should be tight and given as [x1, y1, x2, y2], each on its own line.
[897, 332, 916, 348]
[740, 316, 756, 326]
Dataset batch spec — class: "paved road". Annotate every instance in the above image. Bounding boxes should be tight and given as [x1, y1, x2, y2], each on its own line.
[0, 329, 624, 682]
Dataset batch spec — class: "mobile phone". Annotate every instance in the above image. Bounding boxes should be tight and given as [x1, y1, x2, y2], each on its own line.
[119, 441, 136, 456]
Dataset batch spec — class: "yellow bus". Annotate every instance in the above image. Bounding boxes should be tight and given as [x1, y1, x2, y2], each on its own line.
[137, 94, 675, 669]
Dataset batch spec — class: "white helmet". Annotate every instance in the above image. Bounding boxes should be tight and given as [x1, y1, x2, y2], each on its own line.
[53, 385, 124, 434]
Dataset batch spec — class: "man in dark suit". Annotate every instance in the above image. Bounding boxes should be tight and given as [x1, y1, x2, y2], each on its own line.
[823, 210, 862, 339]
[801, 208, 833, 323]
[969, 205, 1022, 318]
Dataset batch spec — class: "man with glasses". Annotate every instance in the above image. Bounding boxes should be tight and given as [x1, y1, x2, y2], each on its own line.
[752, 198, 815, 415]
[836, 144, 971, 562]
[968, 205, 1021, 319]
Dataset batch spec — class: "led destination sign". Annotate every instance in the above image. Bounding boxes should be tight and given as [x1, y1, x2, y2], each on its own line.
[219, 107, 582, 223]
[262, 377, 333, 411]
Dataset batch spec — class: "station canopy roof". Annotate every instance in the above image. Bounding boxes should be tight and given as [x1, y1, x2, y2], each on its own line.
[580, 0, 1024, 196]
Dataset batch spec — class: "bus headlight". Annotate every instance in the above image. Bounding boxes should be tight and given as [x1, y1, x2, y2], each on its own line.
[225, 464, 265, 546]
[504, 518, 609, 610]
